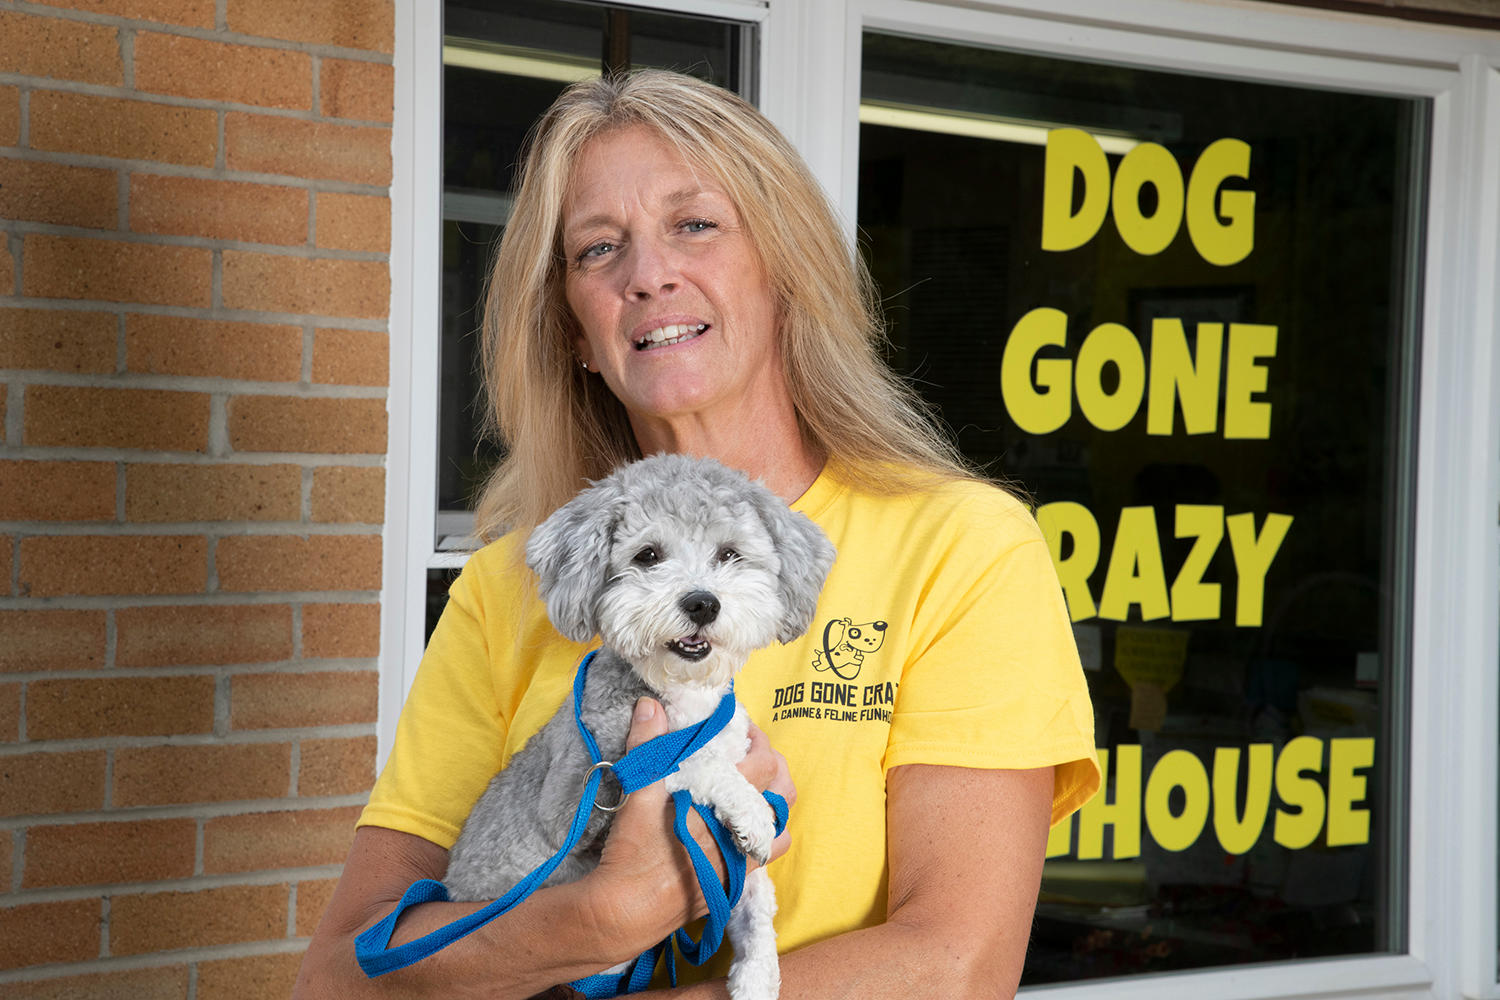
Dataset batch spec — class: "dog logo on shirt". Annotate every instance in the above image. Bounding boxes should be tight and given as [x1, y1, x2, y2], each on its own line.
[813, 616, 888, 681]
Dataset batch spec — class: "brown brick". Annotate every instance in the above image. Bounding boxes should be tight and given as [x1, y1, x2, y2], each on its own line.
[230, 670, 376, 729]
[198, 952, 304, 1000]
[204, 805, 360, 872]
[135, 32, 312, 110]
[0, 899, 100, 970]
[130, 175, 308, 246]
[30, 0, 214, 28]
[0, 86, 18, 147]
[0, 245, 13, 296]
[0, 829, 10, 890]
[0, 534, 11, 591]
[221, 251, 389, 318]
[0, 683, 19, 741]
[228, 396, 386, 455]
[295, 877, 337, 935]
[0, 460, 115, 521]
[22, 234, 212, 307]
[25, 385, 210, 450]
[109, 883, 288, 955]
[0, 11, 121, 86]
[314, 192, 389, 253]
[311, 328, 387, 386]
[117, 603, 292, 667]
[225, 113, 390, 185]
[2, 965, 188, 1000]
[228, 0, 393, 52]
[217, 534, 381, 592]
[0, 308, 116, 373]
[0, 158, 117, 229]
[31, 91, 216, 167]
[18, 535, 207, 598]
[114, 741, 291, 806]
[320, 58, 393, 122]
[0, 750, 106, 817]
[310, 466, 383, 523]
[23, 818, 196, 887]
[126, 462, 301, 522]
[125, 314, 301, 381]
[0, 610, 106, 673]
[298, 735, 374, 796]
[301, 602, 379, 658]
[27, 674, 215, 739]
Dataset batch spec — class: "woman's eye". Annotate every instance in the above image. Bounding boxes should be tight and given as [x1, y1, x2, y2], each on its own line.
[578, 241, 617, 261]
[681, 218, 717, 234]
[716, 546, 739, 564]
[632, 546, 660, 566]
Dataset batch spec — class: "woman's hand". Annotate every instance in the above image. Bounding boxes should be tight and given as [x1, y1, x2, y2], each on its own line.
[582, 698, 796, 946]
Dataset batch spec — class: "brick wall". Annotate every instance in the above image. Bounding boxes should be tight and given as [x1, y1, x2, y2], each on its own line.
[0, 1, 392, 996]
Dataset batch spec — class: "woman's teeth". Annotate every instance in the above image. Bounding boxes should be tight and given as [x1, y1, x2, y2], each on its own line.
[636, 323, 707, 350]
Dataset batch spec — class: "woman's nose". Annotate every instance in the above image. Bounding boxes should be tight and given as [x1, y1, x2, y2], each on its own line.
[623, 235, 680, 300]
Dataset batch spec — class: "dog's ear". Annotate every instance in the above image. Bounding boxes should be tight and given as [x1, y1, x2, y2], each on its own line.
[525, 478, 623, 642]
[747, 488, 836, 643]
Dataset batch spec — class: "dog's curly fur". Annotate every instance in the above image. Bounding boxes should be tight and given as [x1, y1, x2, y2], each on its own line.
[444, 454, 835, 999]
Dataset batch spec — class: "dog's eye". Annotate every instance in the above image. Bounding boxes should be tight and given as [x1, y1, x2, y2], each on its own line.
[632, 546, 660, 567]
[716, 546, 740, 564]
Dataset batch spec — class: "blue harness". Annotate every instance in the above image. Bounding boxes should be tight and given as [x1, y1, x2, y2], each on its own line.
[354, 650, 789, 997]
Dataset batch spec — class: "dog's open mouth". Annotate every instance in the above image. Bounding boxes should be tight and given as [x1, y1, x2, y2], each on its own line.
[666, 633, 712, 661]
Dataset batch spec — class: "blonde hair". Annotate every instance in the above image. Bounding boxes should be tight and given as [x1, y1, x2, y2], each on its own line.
[473, 69, 979, 541]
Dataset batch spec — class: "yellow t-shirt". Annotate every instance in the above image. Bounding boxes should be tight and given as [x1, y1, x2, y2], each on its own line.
[360, 470, 1100, 980]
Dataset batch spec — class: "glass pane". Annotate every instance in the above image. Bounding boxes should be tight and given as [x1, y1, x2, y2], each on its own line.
[859, 31, 1423, 982]
[437, 0, 754, 546]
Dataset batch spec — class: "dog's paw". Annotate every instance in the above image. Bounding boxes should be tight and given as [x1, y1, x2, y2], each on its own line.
[734, 822, 775, 866]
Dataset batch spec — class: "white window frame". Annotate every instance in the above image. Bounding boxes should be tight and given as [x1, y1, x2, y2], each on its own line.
[384, 2, 1500, 997]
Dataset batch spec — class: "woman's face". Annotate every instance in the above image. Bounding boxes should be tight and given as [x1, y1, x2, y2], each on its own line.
[560, 125, 786, 433]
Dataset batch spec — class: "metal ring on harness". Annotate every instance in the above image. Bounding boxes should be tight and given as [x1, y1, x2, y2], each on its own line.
[585, 760, 628, 813]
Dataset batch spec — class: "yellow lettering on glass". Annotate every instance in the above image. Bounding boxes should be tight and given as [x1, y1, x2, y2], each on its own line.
[1224, 323, 1277, 439]
[1000, 307, 1071, 434]
[1147, 319, 1224, 436]
[1185, 138, 1255, 265]
[1273, 736, 1326, 849]
[1041, 128, 1112, 252]
[1077, 745, 1144, 860]
[1212, 744, 1274, 854]
[1226, 511, 1293, 627]
[1144, 749, 1211, 851]
[1099, 506, 1170, 622]
[1171, 505, 1223, 622]
[1036, 501, 1100, 622]
[1327, 737, 1375, 846]
[1112, 142, 1186, 256]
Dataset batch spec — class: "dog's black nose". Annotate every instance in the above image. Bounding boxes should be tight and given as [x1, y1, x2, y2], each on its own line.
[679, 590, 720, 626]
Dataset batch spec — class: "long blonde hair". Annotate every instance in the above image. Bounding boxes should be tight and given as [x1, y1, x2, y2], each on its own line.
[473, 70, 978, 541]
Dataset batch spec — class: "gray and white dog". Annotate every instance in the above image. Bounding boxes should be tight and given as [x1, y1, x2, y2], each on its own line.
[444, 453, 835, 1000]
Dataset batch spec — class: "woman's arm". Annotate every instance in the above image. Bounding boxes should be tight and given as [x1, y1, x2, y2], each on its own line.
[665, 762, 1055, 1000]
[292, 700, 796, 1000]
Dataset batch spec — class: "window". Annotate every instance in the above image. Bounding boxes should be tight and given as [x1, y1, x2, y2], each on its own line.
[428, 0, 757, 636]
[856, 28, 1423, 980]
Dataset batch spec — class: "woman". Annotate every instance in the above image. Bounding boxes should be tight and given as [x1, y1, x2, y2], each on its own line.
[294, 70, 1099, 999]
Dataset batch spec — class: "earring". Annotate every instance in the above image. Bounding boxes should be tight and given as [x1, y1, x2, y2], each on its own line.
[579, 358, 590, 372]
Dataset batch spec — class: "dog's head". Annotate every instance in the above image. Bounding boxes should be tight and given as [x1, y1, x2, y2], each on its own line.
[525, 454, 836, 691]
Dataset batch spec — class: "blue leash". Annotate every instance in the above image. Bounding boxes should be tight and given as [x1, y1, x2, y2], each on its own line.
[354, 651, 788, 997]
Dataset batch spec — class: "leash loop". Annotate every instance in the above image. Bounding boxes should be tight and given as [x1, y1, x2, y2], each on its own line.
[585, 759, 627, 813]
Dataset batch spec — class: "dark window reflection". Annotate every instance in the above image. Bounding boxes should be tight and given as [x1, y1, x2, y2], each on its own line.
[860, 31, 1422, 982]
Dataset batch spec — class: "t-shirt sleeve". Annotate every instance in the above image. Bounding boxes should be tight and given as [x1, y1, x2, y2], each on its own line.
[884, 495, 1101, 826]
[358, 562, 510, 849]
